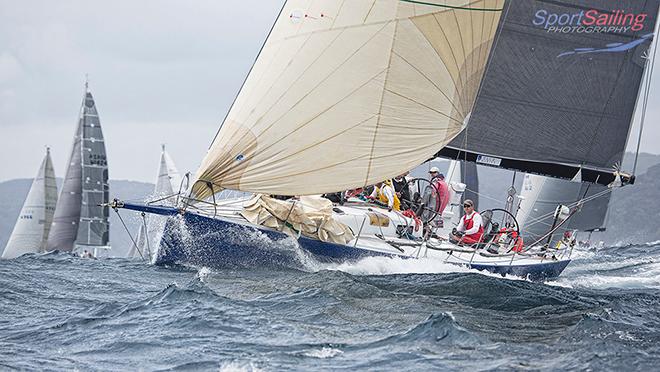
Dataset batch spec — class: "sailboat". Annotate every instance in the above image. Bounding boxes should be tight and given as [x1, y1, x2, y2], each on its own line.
[110, 0, 659, 281]
[46, 83, 111, 257]
[2, 148, 58, 259]
[127, 145, 181, 259]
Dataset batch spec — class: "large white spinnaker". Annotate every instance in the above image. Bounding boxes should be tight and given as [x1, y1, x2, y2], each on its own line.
[2, 148, 58, 259]
[191, 0, 504, 199]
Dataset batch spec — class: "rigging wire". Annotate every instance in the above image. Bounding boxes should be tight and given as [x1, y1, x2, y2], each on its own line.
[114, 209, 144, 261]
[633, 20, 659, 175]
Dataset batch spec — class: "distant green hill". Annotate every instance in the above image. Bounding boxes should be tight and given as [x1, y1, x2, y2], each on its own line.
[597, 162, 660, 244]
[0, 179, 154, 257]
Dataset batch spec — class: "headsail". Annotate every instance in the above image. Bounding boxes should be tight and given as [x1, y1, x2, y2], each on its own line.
[47, 116, 84, 251]
[2, 148, 58, 259]
[46, 86, 110, 251]
[191, 0, 504, 199]
[435, 0, 660, 185]
[155, 145, 181, 199]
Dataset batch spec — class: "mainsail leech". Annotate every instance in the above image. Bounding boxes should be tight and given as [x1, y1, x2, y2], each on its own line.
[191, 0, 504, 198]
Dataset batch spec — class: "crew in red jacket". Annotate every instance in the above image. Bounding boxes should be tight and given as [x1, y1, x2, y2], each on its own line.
[451, 199, 484, 245]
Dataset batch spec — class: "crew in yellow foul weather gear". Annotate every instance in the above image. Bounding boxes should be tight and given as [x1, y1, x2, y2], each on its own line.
[369, 180, 400, 211]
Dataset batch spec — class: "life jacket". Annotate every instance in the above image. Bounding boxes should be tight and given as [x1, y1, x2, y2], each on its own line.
[496, 228, 524, 252]
[462, 212, 484, 242]
[401, 209, 421, 231]
[377, 181, 401, 211]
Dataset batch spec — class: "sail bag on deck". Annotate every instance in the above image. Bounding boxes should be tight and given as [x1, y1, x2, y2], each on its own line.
[241, 195, 355, 245]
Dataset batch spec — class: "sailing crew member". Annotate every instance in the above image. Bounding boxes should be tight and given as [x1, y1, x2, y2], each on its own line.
[430, 167, 450, 216]
[421, 167, 450, 229]
[451, 199, 484, 245]
[392, 172, 412, 209]
[369, 180, 401, 212]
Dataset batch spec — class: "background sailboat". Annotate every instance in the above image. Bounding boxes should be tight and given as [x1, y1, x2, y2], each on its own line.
[127, 145, 181, 259]
[516, 173, 609, 245]
[46, 84, 110, 256]
[2, 148, 58, 259]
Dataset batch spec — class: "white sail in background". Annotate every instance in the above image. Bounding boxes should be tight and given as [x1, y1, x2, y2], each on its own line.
[154, 145, 181, 199]
[3, 148, 58, 259]
[516, 173, 610, 242]
[127, 145, 181, 259]
[191, 0, 504, 199]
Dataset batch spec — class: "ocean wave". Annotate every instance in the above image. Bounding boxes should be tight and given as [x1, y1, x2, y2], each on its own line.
[356, 312, 484, 350]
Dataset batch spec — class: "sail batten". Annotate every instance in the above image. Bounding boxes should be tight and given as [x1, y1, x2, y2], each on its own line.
[192, 0, 504, 198]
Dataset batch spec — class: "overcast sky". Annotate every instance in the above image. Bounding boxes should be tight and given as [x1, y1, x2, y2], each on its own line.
[1, 0, 659, 183]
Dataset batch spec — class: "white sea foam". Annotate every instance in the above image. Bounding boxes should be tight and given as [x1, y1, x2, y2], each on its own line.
[561, 270, 660, 290]
[219, 360, 262, 372]
[301, 347, 343, 359]
[322, 255, 471, 276]
[196, 267, 211, 282]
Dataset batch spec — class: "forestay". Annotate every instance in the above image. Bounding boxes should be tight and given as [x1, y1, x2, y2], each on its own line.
[192, 0, 504, 199]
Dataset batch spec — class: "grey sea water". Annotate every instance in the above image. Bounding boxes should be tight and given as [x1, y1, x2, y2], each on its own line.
[1, 241, 659, 371]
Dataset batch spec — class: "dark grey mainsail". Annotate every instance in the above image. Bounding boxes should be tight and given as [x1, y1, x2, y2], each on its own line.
[46, 86, 110, 252]
[436, 0, 660, 185]
[76, 91, 110, 248]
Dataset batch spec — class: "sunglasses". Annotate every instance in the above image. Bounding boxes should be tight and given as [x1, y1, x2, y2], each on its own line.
[463, 204, 472, 208]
